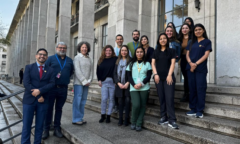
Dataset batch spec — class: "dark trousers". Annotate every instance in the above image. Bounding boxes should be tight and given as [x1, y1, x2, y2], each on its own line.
[115, 95, 119, 107]
[187, 71, 207, 113]
[118, 91, 130, 121]
[180, 54, 189, 94]
[130, 90, 149, 126]
[21, 100, 48, 144]
[44, 87, 67, 130]
[155, 81, 176, 122]
[20, 77, 23, 84]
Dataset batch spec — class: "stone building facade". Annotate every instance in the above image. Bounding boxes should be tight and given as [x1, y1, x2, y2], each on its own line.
[5, 0, 240, 86]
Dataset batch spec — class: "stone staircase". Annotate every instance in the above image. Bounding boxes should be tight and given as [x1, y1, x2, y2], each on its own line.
[1, 80, 240, 144]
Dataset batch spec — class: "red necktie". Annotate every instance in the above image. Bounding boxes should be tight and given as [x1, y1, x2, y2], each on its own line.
[39, 66, 43, 79]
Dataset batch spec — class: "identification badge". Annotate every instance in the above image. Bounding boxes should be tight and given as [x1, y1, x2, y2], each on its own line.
[137, 77, 141, 84]
[56, 72, 61, 78]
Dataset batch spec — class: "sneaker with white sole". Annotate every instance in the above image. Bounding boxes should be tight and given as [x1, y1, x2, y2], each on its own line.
[168, 121, 179, 129]
[186, 110, 196, 116]
[158, 116, 168, 125]
[196, 112, 204, 118]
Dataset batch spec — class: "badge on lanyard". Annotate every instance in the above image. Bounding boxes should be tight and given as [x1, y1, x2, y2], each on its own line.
[55, 54, 67, 79]
[133, 42, 139, 50]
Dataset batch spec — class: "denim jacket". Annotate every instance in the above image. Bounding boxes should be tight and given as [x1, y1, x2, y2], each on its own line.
[169, 41, 181, 62]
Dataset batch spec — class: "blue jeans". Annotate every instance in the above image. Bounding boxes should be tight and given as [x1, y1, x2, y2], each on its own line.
[44, 87, 68, 130]
[72, 85, 89, 122]
[101, 78, 115, 115]
[21, 100, 48, 144]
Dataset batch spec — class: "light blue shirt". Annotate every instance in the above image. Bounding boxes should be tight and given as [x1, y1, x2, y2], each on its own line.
[114, 47, 132, 57]
[36, 62, 45, 72]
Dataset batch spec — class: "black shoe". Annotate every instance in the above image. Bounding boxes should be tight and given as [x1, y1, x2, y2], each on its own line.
[130, 124, 136, 130]
[136, 126, 142, 132]
[42, 130, 49, 140]
[99, 114, 106, 123]
[124, 118, 129, 126]
[0, 93, 6, 97]
[118, 119, 123, 126]
[158, 116, 168, 125]
[168, 121, 179, 129]
[53, 128, 63, 138]
[180, 93, 189, 102]
[106, 115, 111, 123]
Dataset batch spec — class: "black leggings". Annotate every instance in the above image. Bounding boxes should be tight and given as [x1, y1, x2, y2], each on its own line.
[118, 95, 130, 120]
[180, 54, 189, 94]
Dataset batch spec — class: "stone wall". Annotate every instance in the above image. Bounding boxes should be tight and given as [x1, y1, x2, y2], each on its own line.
[216, 0, 240, 86]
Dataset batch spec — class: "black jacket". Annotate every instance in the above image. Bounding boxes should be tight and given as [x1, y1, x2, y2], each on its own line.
[113, 60, 131, 97]
[146, 47, 154, 64]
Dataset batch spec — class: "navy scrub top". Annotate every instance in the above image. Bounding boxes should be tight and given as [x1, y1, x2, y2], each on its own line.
[186, 39, 212, 73]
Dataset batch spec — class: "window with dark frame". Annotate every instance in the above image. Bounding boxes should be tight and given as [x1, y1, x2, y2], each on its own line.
[2, 55, 6, 59]
[158, 0, 188, 34]
[2, 61, 6, 66]
[74, 37, 78, 56]
[102, 24, 108, 48]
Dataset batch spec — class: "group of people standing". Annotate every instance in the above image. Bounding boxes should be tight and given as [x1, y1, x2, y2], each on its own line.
[96, 16, 212, 131]
[20, 16, 212, 144]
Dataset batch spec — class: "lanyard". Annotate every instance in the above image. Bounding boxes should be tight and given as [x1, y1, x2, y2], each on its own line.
[133, 42, 139, 50]
[55, 54, 67, 71]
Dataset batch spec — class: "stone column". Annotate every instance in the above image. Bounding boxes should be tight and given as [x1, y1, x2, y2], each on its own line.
[19, 18, 24, 74]
[138, 0, 152, 41]
[37, 0, 48, 49]
[23, 8, 29, 68]
[26, 1, 33, 65]
[78, 0, 95, 77]
[30, 0, 40, 63]
[116, 0, 139, 43]
[150, 0, 159, 47]
[58, 0, 71, 56]
[45, 0, 57, 56]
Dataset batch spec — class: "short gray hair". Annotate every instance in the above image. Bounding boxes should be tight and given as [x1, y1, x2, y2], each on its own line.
[56, 42, 67, 48]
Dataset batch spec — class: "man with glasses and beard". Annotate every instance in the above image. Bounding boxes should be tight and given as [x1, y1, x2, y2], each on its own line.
[21, 48, 55, 144]
[42, 42, 74, 139]
[127, 29, 140, 56]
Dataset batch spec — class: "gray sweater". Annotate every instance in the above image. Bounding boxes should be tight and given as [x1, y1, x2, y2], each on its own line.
[73, 53, 93, 85]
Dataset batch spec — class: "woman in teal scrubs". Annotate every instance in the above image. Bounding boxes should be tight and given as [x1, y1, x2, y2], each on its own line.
[185, 24, 212, 118]
[126, 47, 152, 132]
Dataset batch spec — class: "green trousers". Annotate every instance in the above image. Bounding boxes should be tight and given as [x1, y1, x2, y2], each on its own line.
[130, 90, 149, 126]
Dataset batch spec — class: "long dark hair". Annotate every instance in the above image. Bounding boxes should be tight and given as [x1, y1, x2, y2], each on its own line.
[140, 35, 149, 48]
[178, 23, 191, 43]
[167, 22, 177, 32]
[116, 45, 131, 65]
[189, 24, 209, 52]
[98, 45, 116, 66]
[184, 17, 194, 31]
[129, 47, 146, 71]
[156, 33, 171, 56]
[165, 26, 179, 43]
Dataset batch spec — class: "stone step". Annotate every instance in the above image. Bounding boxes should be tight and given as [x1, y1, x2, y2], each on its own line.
[61, 102, 184, 144]
[85, 100, 240, 144]
[89, 86, 240, 106]
[88, 87, 240, 120]
[90, 80, 240, 95]
[0, 81, 71, 144]
[85, 93, 240, 137]
[0, 100, 13, 144]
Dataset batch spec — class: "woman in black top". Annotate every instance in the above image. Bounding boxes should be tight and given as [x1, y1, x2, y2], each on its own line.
[113, 45, 131, 126]
[152, 33, 178, 129]
[140, 35, 154, 64]
[97, 45, 118, 123]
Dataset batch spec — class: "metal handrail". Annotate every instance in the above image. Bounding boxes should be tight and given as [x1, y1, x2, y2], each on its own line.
[1, 126, 35, 144]
[0, 89, 25, 101]
[0, 89, 25, 144]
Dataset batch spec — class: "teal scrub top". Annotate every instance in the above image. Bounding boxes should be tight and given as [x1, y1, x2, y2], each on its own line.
[126, 61, 152, 91]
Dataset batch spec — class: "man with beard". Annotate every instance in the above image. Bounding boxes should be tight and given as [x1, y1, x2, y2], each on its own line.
[42, 42, 73, 139]
[127, 29, 140, 55]
[114, 34, 132, 57]
[21, 48, 55, 144]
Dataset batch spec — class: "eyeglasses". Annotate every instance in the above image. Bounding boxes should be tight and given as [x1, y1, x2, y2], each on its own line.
[38, 53, 47, 57]
[57, 47, 67, 50]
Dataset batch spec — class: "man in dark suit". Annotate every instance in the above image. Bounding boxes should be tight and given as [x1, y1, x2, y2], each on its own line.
[21, 48, 55, 144]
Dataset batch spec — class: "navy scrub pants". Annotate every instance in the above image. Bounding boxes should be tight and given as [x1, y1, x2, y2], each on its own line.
[187, 71, 207, 113]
